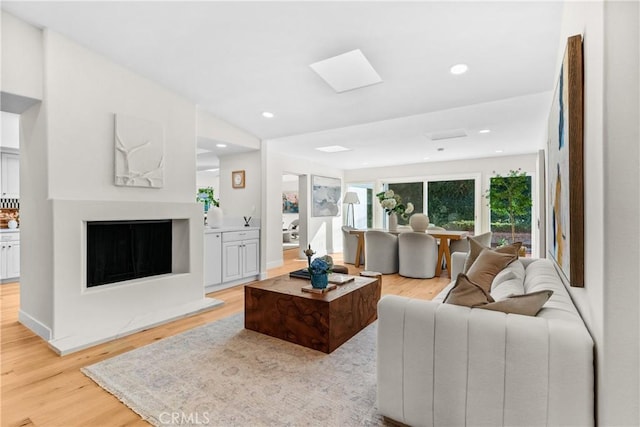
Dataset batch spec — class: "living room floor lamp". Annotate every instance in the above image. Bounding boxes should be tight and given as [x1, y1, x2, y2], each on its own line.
[343, 192, 360, 228]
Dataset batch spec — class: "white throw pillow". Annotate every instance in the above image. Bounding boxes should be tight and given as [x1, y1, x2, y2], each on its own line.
[491, 260, 525, 290]
[490, 260, 525, 301]
[490, 277, 526, 301]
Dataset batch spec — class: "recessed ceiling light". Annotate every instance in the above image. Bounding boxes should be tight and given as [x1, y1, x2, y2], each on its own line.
[262, 111, 275, 118]
[315, 145, 352, 153]
[479, 129, 491, 134]
[450, 63, 469, 75]
[423, 157, 430, 160]
[216, 143, 227, 148]
[362, 162, 369, 165]
[310, 49, 382, 93]
[495, 149, 504, 153]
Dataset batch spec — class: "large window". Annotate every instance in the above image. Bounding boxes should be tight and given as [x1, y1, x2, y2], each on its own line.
[346, 184, 373, 229]
[427, 179, 475, 233]
[388, 182, 424, 225]
[488, 173, 532, 253]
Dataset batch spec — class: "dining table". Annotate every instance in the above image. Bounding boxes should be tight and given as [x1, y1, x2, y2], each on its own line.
[348, 228, 469, 278]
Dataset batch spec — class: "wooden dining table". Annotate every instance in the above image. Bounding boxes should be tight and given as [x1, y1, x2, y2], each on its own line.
[348, 228, 468, 278]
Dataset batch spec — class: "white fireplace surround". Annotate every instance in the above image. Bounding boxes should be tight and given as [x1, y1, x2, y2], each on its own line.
[19, 199, 222, 355]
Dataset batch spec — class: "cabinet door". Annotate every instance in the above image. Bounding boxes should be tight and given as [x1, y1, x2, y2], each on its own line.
[0, 244, 6, 279]
[204, 233, 222, 286]
[222, 241, 242, 282]
[1, 153, 20, 198]
[242, 239, 260, 277]
[5, 242, 20, 279]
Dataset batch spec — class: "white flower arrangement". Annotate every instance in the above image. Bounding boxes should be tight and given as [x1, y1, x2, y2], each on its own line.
[376, 190, 414, 219]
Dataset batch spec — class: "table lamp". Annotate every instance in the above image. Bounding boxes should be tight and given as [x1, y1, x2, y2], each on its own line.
[343, 192, 360, 228]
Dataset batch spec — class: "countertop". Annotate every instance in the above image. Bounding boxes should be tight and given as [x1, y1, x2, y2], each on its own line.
[204, 226, 260, 234]
[0, 228, 20, 233]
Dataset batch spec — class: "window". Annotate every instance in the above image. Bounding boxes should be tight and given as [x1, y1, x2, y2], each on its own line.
[388, 182, 423, 225]
[427, 179, 476, 233]
[488, 172, 532, 253]
[346, 184, 373, 229]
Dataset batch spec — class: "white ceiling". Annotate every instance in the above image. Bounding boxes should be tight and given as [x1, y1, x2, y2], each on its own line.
[2, 1, 564, 170]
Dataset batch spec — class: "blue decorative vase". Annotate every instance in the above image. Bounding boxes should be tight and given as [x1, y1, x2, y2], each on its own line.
[310, 273, 328, 289]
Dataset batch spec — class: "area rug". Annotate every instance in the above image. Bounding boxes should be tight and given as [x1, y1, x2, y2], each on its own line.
[82, 313, 386, 426]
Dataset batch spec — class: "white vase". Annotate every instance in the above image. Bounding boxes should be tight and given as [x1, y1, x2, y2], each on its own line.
[388, 212, 398, 232]
[207, 206, 224, 228]
[409, 213, 429, 232]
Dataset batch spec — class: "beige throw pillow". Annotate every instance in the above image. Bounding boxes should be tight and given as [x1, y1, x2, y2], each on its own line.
[444, 274, 494, 307]
[480, 290, 554, 316]
[444, 275, 552, 317]
[466, 249, 517, 293]
[463, 240, 522, 273]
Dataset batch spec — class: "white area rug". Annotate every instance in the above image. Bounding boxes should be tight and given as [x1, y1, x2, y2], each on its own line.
[82, 314, 386, 426]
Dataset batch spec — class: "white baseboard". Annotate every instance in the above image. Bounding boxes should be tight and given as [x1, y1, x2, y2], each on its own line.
[18, 310, 52, 340]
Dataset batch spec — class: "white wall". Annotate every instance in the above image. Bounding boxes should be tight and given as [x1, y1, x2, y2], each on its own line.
[1, 12, 43, 102]
[15, 25, 208, 353]
[218, 150, 261, 223]
[45, 31, 196, 202]
[556, 1, 639, 425]
[197, 108, 260, 150]
[1, 112, 20, 148]
[263, 143, 344, 269]
[196, 170, 220, 199]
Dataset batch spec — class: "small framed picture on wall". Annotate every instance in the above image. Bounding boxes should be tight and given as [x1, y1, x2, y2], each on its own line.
[232, 170, 245, 188]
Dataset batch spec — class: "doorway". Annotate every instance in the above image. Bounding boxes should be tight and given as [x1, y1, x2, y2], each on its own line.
[282, 174, 300, 251]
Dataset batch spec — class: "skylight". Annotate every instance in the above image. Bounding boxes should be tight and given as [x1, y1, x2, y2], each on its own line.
[315, 145, 352, 153]
[310, 49, 382, 93]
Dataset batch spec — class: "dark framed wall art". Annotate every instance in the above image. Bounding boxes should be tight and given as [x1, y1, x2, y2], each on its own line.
[547, 34, 584, 287]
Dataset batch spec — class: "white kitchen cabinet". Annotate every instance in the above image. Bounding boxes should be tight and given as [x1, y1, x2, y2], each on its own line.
[203, 232, 222, 287]
[221, 230, 259, 283]
[1, 152, 20, 198]
[1, 233, 20, 281]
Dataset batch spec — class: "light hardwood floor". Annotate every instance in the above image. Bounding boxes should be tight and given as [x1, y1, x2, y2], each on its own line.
[1, 250, 450, 427]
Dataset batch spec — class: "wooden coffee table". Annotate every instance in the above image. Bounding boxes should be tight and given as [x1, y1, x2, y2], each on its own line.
[244, 274, 381, 353]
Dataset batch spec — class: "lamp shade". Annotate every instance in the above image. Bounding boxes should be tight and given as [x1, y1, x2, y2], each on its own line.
[343, 192, 360, 204]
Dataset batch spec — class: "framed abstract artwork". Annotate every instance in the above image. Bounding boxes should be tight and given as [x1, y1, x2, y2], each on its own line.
[311, 175, 341, 217]
[547, 34, 584, 287]
[282, 191, 299, 213]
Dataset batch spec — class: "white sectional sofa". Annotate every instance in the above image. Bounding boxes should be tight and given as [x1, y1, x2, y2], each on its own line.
[377, 252, 594, 426]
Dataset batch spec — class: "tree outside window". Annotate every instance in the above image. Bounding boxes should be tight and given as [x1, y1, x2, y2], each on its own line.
[427, 179, 475, 233]
[487, 169, 532, 251]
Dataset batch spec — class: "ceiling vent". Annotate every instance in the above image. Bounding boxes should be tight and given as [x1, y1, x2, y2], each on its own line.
[427, 129, 468, 141]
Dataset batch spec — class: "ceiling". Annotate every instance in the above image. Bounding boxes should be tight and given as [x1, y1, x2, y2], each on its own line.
[2, 1, 564, 170]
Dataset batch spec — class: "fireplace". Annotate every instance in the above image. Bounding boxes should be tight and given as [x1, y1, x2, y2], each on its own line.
[86, 219, 172, 287]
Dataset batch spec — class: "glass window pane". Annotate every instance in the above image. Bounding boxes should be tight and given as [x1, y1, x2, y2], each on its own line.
[427, 179, 475, 233]
[347, 184, 373, 229]
[489, 174, 532, 253]
[388, 182, 424, 225]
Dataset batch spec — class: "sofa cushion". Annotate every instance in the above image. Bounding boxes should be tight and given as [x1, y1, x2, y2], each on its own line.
[463, 240, 522, 273]
[466, 249, 517, 293]
[490, 260, 526, 301]
[480, 290, 554, 316]
[443, 274, 494, 307]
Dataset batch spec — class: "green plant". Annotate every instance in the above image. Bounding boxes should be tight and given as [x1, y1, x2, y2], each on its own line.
[196, 187, 219, 208]
[485, 169, 532, 244]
